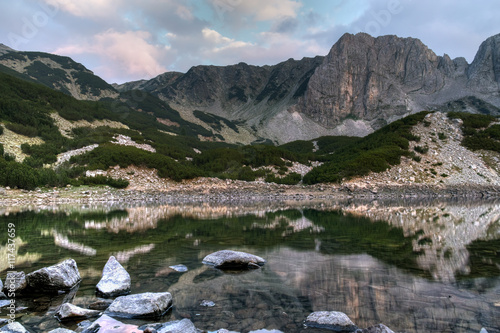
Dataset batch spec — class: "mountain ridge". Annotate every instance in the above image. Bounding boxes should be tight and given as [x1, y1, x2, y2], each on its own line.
[115, 32, 500, 143]
[1, 32, 499, 144]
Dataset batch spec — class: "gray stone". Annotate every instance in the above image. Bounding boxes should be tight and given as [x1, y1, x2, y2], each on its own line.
[169, 264, 188, 272]
[248, 330, 284, 333]
[3, 272, 27, 294]
[47, 329, 76, 333]
[202, 250, 266, 269]
[55, 303, 100, 321]
[26, 259, 81, 292]
[0, 322, 28, 333]
[157, 319, 197, 333]
[104, 292, 172, 318]
[96, 256, 131, 297]
[355, 324, 395, 333]
[305, 311, 358, 332]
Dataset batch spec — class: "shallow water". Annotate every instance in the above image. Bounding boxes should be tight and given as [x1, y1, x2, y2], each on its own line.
[1, 201, 499, 332]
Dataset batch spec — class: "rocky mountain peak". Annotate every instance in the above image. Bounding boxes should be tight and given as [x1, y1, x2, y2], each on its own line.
[299, 33, 447, 129]
[467, 33, 500, 95]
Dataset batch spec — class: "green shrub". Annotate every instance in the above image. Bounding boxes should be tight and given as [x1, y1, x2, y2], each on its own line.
[414, 146, 429, 154]
[448, 112, 500, 153]
[6, 123, 38, 137]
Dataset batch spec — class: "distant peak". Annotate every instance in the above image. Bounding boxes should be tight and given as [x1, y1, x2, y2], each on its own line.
[0, 43, 15, 55]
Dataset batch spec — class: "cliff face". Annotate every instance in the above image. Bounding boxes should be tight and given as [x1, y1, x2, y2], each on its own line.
[467, 33, 500, 95]
[298, 33, 500, 131]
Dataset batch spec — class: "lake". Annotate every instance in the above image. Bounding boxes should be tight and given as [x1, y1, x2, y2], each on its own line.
[1, 199, 499, 332]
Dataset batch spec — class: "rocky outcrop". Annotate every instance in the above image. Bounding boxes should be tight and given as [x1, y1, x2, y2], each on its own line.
[96, 256, 131, 297]
[26, 259, 81, 292]
[104, 292, 173, 318]
[202, 250, 266, 269]
[55, 303, 100, 321]
[304, 311, 358, 332]
[300, 33, 446, 128]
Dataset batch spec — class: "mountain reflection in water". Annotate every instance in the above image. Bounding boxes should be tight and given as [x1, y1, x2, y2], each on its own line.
[0, 200, 499, 332]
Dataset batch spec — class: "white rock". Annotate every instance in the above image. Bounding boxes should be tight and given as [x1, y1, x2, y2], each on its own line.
[96, 256, 131, 297]
[202, 250, 266, 269]
[55, 303, 100, 321]
[104, 292, 172, 318]
[305, 311, 357, 331]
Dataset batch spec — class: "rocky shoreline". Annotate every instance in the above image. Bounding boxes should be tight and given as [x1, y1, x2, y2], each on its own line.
[1, 179, 500, 208]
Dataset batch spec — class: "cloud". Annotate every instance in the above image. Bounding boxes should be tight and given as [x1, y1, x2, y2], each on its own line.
[55, 29, 167, 82]
[43, 0, 123, 19]
[236, 0, 302, 20]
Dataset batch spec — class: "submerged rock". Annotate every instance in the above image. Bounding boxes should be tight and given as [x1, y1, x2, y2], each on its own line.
[202, 250, 266, 269]
[104, 292, 172, 318]
[0, 322, 28, 332]
[26, 259, 81, 292]
[88, 298, 113, 311]
[55, 303, 100, 321]
[355, 324, 395, 333]
[200, 300, 215, 307]
[96, 256, 131, 297]
[3, 272, 27, 294]
[169, 264, 188, 272]
[156, 318, 197, 333]
[80, 314, 138, 333]
[305, 311, 358, 332]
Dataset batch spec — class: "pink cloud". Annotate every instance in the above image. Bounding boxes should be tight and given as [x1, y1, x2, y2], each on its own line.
[55, 30, 167, 82]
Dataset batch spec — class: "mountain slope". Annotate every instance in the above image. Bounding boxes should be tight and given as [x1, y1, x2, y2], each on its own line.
[0, 51, 118, 100]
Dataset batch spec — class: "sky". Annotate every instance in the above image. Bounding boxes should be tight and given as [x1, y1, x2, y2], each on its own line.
[0, 0, 499, 84]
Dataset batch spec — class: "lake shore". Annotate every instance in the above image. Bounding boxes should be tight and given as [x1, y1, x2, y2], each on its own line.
[1, 177, 500, 208]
